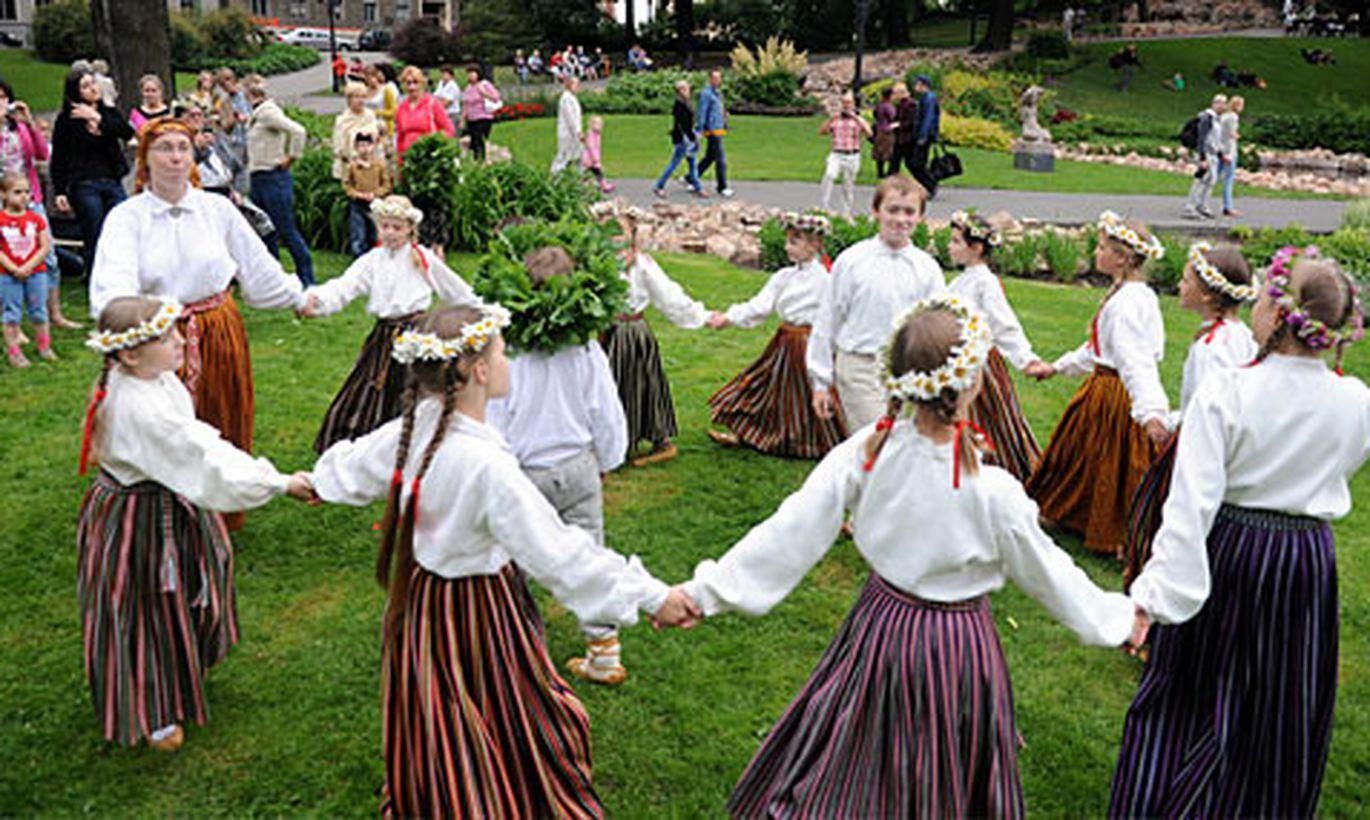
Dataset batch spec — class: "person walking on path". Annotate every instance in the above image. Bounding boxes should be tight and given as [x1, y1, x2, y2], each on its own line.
[245, 74, 314, 287]
[893, 82, 917, 180]
[1182, 94, 1227, 220]
[551, 75, 583, 175]
[695, 70, 733, 198]
[1218, 96, 1244, 218]
[652, 79, 705, 198]
[909, 75, 941, 198]
[818, 91, 872, 219]
[872, 86, 898, 179]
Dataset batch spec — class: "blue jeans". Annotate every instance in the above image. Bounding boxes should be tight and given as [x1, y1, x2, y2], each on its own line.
[654, 140, 702, 192]
[696, 135, 728, 191]
[1218, 156, 1238, 212]
[69, 178, 126, 279]
[1, 271, 49, 324]
[250, 168, 315, 287]
[348, 198, 377, 258]
[29, 202, 59, 279]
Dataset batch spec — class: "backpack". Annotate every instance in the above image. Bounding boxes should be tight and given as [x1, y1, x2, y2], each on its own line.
[1178, 114, 1202, 149]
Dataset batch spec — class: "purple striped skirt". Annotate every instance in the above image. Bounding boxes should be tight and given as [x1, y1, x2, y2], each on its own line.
[728, 574, 1024, 819]
[1110, 504, 1337, 817]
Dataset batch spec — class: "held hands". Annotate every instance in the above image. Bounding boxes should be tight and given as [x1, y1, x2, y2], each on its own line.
[652, 585, 702, 630]
[1123, 606, 1151, 657]
[706, 311, 730, 330]
[1144, 418, 1171, 447]
[285, 471, 321, 505]
[297, 293, 320, 319]
[812, 389, 835, 420]
[1025, 360, 1055, 380]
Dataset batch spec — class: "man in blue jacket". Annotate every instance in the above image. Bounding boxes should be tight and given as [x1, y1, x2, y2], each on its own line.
[695, 70, 734, 198]
[908, 74, 941, 197]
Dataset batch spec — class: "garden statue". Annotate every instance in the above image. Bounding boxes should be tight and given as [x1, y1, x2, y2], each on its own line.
[1018, 85, 1053, 143]
[1013, 85, 1056, 173]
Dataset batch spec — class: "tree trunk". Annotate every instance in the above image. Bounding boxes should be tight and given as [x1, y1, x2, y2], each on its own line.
[675, 0, 695, 67]
[91, 0, 172, 106]
[973, 0, 1013, 52]
[882, 0, 910, 47]
[626, 0, 636, 40]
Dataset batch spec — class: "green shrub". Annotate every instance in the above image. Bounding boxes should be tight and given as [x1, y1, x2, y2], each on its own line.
[389, 16, 462, 66]
[198, 7, 263, 59]
[1237, 224, 1314, 270]
[170, 12, 209, 68]
[1149, 234, 1189, 292]
[447, 161, 596, 252]
[285, 106, 334, 144]
[932, 225, 954, 268]
[397, 133, 463, 248]
[1342, 199, 1370, 232]
[1323, 227, 1370, 282]
[941, 114, 1013, 151]
[758, 219, 789, 270]
[1245, 100, 1370, 156]
[180, 43, 318, 75]
[730, 70, 808, 108]
[994, 233, 1041, 278]
[583, 70, 710, 115]
[292, 148, 349, 252]
[912, 221, 931, 252]
[32, 0, 95, 65]
[1026, 31, 1071, 60]
[1041, 229, 1083, 282]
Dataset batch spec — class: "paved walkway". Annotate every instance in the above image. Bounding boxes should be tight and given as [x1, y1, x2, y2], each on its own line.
[606, 177, 1348, 233]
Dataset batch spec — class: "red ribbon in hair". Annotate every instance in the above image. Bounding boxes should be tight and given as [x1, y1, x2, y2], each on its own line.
[952, 419, 994, 490]
[410, 478, 422, 527]
[77, 388, 108, 475]
[861, 416, 896, 473]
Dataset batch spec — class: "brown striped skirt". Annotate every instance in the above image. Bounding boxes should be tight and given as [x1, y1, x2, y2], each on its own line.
[381, 564, 603, 819]
[708, 323, 848, 459]
[601, 315, 677, 456]
[1024, 366, 1158, 554]
[969, 348, 1041, 483]
[728, 574, 1023, 819]
[76, 472, 238, 746]
[314, 313, 417, 453]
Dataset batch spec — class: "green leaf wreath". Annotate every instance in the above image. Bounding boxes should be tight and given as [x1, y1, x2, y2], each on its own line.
[472, 219, 629, 354]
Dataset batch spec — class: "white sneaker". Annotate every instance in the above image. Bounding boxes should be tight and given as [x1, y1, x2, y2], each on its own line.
[720, 188, 735, 198]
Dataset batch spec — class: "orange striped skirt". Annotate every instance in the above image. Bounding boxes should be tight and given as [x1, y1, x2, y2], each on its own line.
[708, 323, 848, 459]
[969, 348, 1041, 484]
[1025, 366, 1158, 554]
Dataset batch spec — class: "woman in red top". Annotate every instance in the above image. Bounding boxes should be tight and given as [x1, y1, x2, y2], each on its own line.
[393, 66, 455, 165]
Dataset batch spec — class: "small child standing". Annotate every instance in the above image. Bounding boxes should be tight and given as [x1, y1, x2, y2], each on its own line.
[0, 172, 55, 367]
[487, 245, 632, 684]
[77, 297, 314, 750]
[582, 115, 615, 193]
[302, 195, 482, 453]
[342, 132, 392, 258]
[706, 212, 848, 458]
[1026, 211, 1170, 556]
[945, 211, 1050, 482]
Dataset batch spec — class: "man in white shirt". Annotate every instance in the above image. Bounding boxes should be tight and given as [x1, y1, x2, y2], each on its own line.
[808, 175, 944, 430]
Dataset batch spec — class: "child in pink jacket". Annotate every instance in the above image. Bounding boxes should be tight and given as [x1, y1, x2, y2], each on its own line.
[582, 115, 614, 193]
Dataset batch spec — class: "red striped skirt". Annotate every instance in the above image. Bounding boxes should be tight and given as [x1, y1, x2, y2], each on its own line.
[381, 564, 603, 819]
[969, 348, 1042, 483]
[76, 472, 238, 745]
[728, 574, 1023, 819]
[708, 323, 848, 459]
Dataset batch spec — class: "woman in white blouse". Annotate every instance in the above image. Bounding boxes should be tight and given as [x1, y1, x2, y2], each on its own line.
[1114, 254, 1369, 817]
[705, 212, 847, 458]
[90, 119, 306, 528]
[672, 298, 1133, 818]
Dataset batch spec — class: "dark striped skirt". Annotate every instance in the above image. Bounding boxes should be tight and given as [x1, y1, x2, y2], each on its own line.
[1025, 366, 1158, 554]
[381, 564, 603, 819]
[1122, 432, 1178, 591]
[1110, 504, 1337, 818]
[601, 316, 677, 455]
[76, 472, 238, 746]
[729, 574, 1023, 819]
[314, 314, 417, 453]
[708, 323, 848, 459]
[969, 348, 1042, 483]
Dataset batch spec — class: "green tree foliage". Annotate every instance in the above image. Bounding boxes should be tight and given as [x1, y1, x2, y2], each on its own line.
[32, 0, 96, 65]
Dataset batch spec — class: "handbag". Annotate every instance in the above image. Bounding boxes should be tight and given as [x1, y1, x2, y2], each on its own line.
[482, 84, 502, 114]
[928, 140, 963, 182]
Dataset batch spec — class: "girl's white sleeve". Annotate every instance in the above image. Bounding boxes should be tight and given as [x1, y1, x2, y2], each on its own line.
[639, 254, 708, 329]
[311, 418, 403, 506]
[220, 197, 306, 311]
[1053, 339, 1095, 377]
[980, 278, 1039, 370]
[806, 265, 843, 390]
[306, 254, 373, 316]
[426, 250, 485, 308]
[724, 272, 783, 329]
[1113, 300, 1170, 424]
[683, 436, 865, 617]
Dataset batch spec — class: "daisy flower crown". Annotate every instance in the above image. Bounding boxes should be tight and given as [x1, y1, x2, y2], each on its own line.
[391, 304, 512, 365]
[950, 210, 1002, 248]
[370, 196, 423, 226]
[1189, 241, 1259, 302]
[1098, 210, 1164, 261]
[1265, 245, 1365, 352]
[781, 212, 832, 236]
[881, 295, 993, 403]
[86, 300, 183, 354]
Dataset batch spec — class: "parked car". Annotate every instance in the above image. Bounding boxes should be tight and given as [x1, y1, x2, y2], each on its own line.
[358, 28, 392, 51]
[280, 27, 359, 51]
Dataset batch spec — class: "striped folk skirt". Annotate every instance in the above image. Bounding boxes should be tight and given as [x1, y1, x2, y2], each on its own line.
[708, 323, 848, 459]
[76, 472, 238, 746]
[1110, 505, 1337, 817]
[381, 564, 603, 819]
[1122, 432, 1178, 590]
[969, 348, 1042, 483]
[729, 574, 1023, 820]
[1024, 366, 1158, 554]
[602, 316, 678, 454]
[314, 314, 417, 453]
[179, 291, 255, 531]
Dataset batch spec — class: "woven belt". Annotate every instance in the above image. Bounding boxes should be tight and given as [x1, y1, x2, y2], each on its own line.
[180, 289, 232, 400]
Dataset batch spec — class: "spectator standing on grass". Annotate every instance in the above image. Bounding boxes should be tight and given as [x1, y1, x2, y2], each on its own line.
[818, 91, 872, 219]
[433, 66, 462, 124]
[1111, 44, 1141, 92]
[214, 68, 252, 187]
[187, 70, 216, 112]
[332, 53, 347, 94]
[1182, 94, 1226, 221]
[393, 65, 455, 165]
[461, 66, 501, 162]
[551, 74, 583, 175]
[528, 49, 545, 76]
[245, 74, 314, 287]
[128, 74, 171, 134]
[91, 59, 117, 108]
[514, 50, 529, 85]
[1217, 95, 1244, 218]
[695, 70, 733, 198]
[331, 82, 383, 180]
[364, 65, 399, 142]
[909, 75, 941, 198]
[893, 81, 917, 180]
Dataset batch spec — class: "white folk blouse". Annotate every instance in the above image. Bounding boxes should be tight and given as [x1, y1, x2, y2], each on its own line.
[1169, 318, 1257, 428]
[624, 252, 708, 328]
[305, 244, 481, 319]
[1053, 281, 1169, 424]
[723, 258, 828, 328]
[947, 263, 1040, 370]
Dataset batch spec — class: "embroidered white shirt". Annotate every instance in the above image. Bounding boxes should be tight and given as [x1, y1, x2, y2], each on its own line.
[1169, 318, 1257, 428]
[947, 263, 1040, 370]
[624, 252, 708, 328]
[724, 257, 828, 328]
[1052, 281, 1169, 424]
[305, 244, 482, 318]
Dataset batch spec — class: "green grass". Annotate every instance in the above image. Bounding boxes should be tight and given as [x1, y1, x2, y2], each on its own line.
[0, 50, 241, 113]
[2, 250, 1368, 814]
[494, 113, 1332, 199]
[1050, 37, 1370, 126]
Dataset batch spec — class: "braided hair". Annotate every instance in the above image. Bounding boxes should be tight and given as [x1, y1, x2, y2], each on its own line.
[79, 297, 168, 475]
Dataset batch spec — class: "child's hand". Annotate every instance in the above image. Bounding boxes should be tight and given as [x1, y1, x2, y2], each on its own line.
[1144, 418, 1171, 447]
[297, 294, 319, 319]
[1124, 606, 1151, 657]
[285, 472, 320, 504]
[706, 311, 729, 329]
[652, 586, 702, 630]
[812, 389, 835, 420]
[1026, 361, 1055, 380]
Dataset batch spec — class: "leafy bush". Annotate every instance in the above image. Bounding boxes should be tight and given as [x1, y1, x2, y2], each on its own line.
[941, 114, 1013, 151]
[170, 13, 209, 68]
[471, 220, 628, 354]
[583, 70, 709, 115]
[758, 219, 789, 270]
[1050, 114, 1175, 143]
[32, 0, 95, 65]
[396, 133, 463, 248]
[198, 8, 263, 59]
[1341, 199, 1370, 232]
[285, 106, 333, 143]
[730, 70, 811, 109]
[912, 221, 931, 253]
[1041, 229, 1083, 282]
[1323, 228, 1370, 282]
[1026, 31, 1071, 60]
[932, 225, 954, 268]
[180, 43, 318, 76]
[292, 148, 349, 252]
[994, 233, 1042, 278]
[447, 161, 596, 252]
[1149, 234, 1189, 292]
[389, 17, 462, 66]
[1245, 100, 1370, 156]
[730, 37, 808, 78]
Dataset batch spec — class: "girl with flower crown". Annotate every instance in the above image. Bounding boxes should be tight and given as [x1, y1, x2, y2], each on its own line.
[308, 304, 695, 816]
[1025, 211, 1171, 556]
[945, 210, 1051, 482]
[1122, 242, 1258, 586]
[300, 194, 484, 453]
[1113, 249, 1369, 817]
[666, 296, 1135, 818]
[704, 211, 848, 458]
[76, 297, 315, 752]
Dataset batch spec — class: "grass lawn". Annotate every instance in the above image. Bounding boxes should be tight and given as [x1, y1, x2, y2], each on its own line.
[495, 113, 1332, 199]
[1, 250, 1368, 815]
[1050, 36, 1370, 127]
[0, 50, 237, 113]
